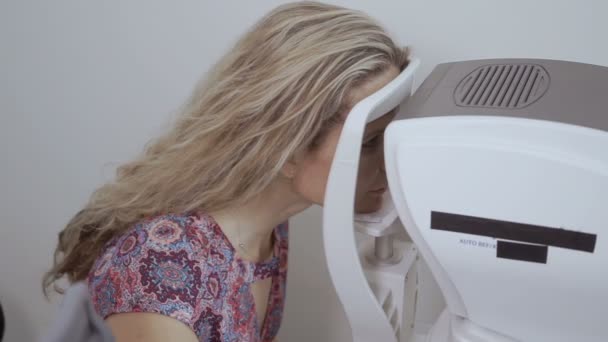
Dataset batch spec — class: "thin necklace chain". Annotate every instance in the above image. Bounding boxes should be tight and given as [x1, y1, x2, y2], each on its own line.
[237, 223, 255, 259]
[237, 224, 274, 261]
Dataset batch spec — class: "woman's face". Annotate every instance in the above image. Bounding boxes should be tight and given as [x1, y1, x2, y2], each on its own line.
[292, 66, 400, 213]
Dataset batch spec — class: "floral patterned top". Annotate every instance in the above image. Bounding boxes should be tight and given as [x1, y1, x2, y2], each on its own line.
[87, 211, 288, 342]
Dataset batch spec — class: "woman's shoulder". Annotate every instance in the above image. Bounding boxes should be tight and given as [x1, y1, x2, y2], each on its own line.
[94, 212, 214, 264]
[86, 212, 230, 327]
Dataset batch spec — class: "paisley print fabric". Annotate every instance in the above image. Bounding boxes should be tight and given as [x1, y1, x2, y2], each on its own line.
[88, 212, 288, 342]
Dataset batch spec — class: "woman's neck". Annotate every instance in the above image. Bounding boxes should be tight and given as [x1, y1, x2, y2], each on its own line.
[209, 178, 310, 262]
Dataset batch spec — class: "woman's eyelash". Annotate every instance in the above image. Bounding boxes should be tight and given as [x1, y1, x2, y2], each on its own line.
[363, 135, 381, 148]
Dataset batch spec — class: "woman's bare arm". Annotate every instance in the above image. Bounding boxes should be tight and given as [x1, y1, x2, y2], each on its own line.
[106, 312, 198, 342]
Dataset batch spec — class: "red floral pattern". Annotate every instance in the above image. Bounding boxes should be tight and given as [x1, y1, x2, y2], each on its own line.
[88, 212, 288, 342]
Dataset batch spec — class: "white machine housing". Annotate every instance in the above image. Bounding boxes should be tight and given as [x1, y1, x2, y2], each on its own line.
[324, 58, 608, 342]
[386, 58, 607, 341]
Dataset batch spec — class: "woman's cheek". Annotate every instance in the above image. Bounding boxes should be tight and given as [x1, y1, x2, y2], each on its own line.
[357, 155, 379, 190]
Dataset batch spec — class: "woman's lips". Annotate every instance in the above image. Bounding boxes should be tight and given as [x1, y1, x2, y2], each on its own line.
[369, 187, 386, 194]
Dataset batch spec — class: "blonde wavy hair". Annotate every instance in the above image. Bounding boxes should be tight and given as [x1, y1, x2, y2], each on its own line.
[44, 1, 409, 294]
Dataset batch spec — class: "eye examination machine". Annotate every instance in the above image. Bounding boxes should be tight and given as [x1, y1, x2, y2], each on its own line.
[323, 58, 607, 342]
[39, 58, 607, 342]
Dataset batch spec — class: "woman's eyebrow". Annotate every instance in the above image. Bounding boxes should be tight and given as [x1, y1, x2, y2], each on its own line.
[364, 128, 384, 139]
[363, 106, 400, 138]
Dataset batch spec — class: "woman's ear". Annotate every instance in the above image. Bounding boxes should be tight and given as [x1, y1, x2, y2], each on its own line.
[280, 160, 297, 179]
[281, 151, 307, 179]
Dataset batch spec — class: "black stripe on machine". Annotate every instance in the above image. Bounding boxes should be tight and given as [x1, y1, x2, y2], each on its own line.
[497, 240, 548, 264]
[430, 211, 596, 253]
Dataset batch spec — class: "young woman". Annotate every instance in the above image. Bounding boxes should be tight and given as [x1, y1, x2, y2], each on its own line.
[44, 1, 409, 341]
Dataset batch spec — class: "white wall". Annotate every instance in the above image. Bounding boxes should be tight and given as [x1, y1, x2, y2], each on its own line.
[1, 1, 607, 341]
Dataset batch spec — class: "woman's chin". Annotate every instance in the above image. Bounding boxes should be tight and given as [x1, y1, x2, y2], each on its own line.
[355, 194, 383, 214]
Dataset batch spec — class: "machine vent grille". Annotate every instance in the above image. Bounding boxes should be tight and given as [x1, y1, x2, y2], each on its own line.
[454, 63, 550, 109]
